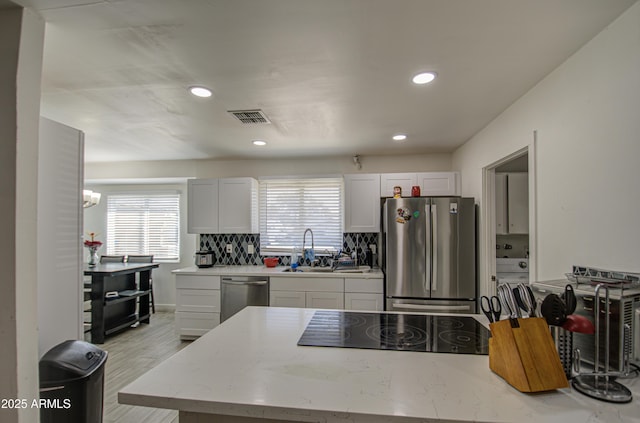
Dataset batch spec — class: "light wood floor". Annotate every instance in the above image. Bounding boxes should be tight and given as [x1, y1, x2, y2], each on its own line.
[98, 312, 190, 423]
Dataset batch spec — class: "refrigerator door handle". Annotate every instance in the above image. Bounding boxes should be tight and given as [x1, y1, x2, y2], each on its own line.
[390, 303, 473, 312]
[425, 203, 431, 293]
[431, 204, 438, 292]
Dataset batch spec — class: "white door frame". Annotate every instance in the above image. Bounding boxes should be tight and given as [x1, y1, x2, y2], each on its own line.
[480, 132, 537, 296]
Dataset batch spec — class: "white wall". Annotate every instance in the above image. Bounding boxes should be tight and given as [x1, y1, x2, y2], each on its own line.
[83, 183, 196, 308]
[452, 2, 640, 289]
[0, 5, 44, 423]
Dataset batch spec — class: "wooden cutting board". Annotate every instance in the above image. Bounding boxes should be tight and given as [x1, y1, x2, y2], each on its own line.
[489, 317, 568, 392]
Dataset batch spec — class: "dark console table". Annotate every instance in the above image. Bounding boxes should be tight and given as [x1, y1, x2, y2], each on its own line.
[84, 262, 159, 343]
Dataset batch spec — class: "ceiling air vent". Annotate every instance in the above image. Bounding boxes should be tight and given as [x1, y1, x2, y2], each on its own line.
[227, 109, 271, 125]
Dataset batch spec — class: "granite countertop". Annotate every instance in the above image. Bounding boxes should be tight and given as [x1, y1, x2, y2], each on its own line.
[172, 265, 384, 279]
[118, 307, 639, 423]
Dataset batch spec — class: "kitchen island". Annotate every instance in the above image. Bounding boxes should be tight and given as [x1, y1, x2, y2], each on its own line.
[118, 306, 639, 423]
[85, 262, 158, 343]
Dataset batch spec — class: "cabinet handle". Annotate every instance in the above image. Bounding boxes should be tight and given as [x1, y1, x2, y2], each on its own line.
[391, 303, 471, 311]
[222, 280, 268, 286]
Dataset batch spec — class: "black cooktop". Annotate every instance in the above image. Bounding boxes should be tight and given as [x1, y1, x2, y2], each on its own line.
[297, 310, 489, 355]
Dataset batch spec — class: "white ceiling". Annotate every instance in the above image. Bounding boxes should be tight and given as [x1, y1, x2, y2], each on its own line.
[12, 0, 637, 163]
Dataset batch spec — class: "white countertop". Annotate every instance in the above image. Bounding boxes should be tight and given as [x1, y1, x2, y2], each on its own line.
[172, 265, 384, 279]
[119, 307, 639, 423]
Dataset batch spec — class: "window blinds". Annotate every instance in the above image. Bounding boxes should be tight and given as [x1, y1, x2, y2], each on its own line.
[259, 178, 343, 254]
[106, 193, 180, 260]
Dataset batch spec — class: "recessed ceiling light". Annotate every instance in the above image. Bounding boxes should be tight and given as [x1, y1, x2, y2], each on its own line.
[392, 134, 407, 142]
[189, 86, 212, 98]
[412, 72, 436, 85]
[252, 140, 267, 146]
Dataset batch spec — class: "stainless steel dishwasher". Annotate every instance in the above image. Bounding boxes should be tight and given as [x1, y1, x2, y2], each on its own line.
[220, 276, 269, 322]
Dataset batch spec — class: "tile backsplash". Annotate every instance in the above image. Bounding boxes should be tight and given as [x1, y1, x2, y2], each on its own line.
[199, 233, 379, 267]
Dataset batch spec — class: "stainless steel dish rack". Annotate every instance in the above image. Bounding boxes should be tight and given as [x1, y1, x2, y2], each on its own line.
[571, 284, 634, 403]
[566, 265, 640, 289]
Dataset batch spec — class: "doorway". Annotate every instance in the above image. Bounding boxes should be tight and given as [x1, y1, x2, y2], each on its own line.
[481, 143, 536, 296]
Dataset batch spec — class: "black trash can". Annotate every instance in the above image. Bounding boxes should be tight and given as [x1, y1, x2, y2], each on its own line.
[39, 340, 108, 423]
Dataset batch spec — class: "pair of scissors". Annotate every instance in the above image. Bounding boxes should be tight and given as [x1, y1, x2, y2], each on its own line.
[480, 295, 502, 323]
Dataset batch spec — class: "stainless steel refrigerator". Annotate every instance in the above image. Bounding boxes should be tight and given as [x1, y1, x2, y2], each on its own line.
[383, 197, 477, 313]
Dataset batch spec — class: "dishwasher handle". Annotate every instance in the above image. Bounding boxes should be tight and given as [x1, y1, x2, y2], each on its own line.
[222, 278, 268, 286]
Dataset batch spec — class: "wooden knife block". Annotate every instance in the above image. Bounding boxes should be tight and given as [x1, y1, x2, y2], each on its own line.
[489, 317, 568, 392]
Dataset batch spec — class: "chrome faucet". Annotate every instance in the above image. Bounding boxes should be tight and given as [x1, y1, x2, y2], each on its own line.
[302, 228, 315, 265]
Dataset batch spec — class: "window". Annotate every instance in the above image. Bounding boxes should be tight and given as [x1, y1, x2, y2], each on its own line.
[259, 177, 343, 255]
[107, 193, 180, 261]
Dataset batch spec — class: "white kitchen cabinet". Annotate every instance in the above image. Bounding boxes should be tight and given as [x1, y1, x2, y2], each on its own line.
[344, 173, 381, 232]
[175, 275, 221, 340]
[306, 292, 344, 309]
[270, 276, 344, 309]
[270, 289, 343, 309]
[416, 172, 458, 196]
[271, 277, 344, 292]
[175, 312, 220, 340]
[270, 276, 383, 310]
[495, 172, 528, 235]
[380, 172, 459, 197]
[345, 293, 384, 311]
[187, 177, 258, 234]
[495, 173, 508, 235]
[507, 173, 528, 234]
[344, 277, 384, 311]
[187, 179, 219, 234]
[218, 177, 258, 233]
[380, 173, 416, 198]
[270, 290, 306, 308]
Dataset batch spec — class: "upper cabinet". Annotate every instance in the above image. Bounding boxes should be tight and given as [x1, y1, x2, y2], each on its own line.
[188, 179, 219, 234]
[495, 172, 528, 235]
[416, 172, 459, 196]
[507, 173, 529, 234]
[380, 173, 416, 198]
[218, 178, 258, 233]
[344, 174, 381, 233]
[187, 177, 258, 234]
[495, 174, 508, 235]
[380, 172, 459, 197]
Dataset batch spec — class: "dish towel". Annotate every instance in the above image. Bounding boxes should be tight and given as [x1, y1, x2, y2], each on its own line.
[304, 248, 315, 262]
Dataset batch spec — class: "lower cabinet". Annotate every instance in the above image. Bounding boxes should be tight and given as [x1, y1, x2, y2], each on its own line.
[270, 290, 306, 308]
[344, 293, 384, 311]
[175, 311, 220, 340]
[305, 291, 344, 309]
[344, 278, 384, 311]
[270, 276, 344, 309]
[270, 290, 345, 309]
[175, 275, 221, 340]
[175, 273, 384, 339]
[270, 276, 382, 310]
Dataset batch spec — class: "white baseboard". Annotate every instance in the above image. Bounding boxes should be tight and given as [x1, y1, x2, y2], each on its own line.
[154, 304, 176, 313]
